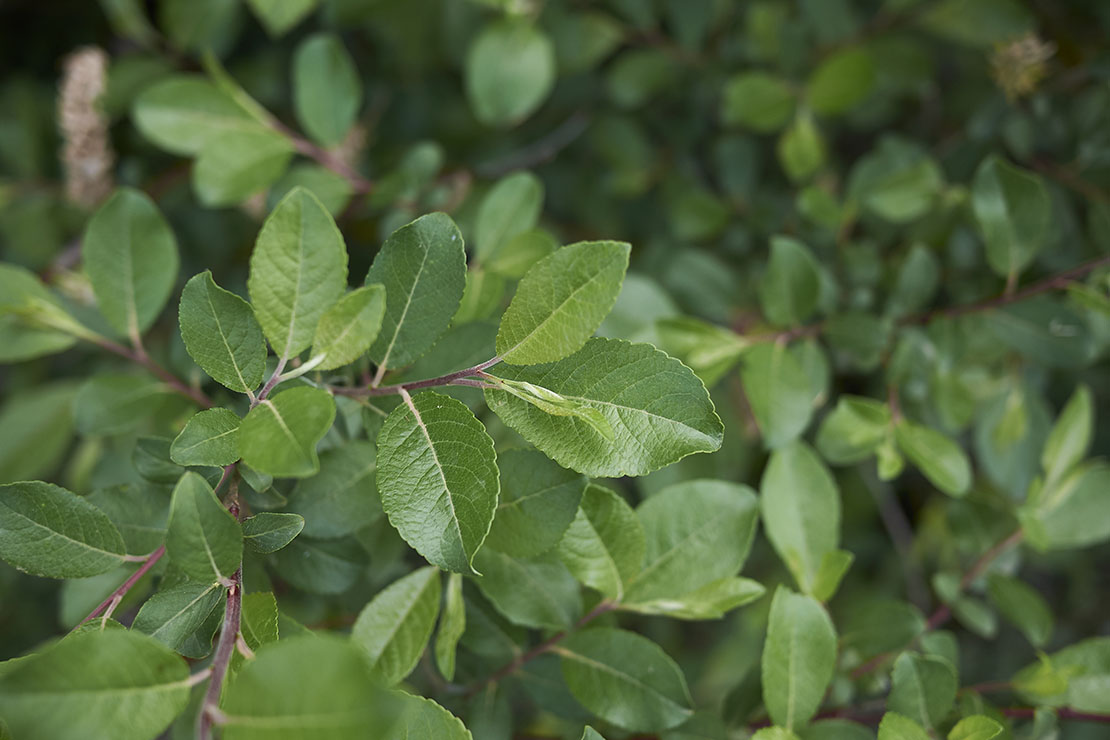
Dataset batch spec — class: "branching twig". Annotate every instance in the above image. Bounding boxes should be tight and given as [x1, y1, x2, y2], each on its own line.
[81, 545, 166, 624]
[197, 567, 243, 740]
[333, 356, 503, 399]
[87, 333, 213, 409]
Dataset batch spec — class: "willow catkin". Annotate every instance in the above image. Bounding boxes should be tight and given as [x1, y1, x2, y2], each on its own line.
[58, 46, 114, 209]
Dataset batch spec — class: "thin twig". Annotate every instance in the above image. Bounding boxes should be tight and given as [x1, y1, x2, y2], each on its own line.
[197, 567, 243, 740]
[81, 545, 166, 623]
[88, 334, 213, 408]
[476, 112, 592, 177]
[333, 356, 503, 399]
[463, 600, 616, 698]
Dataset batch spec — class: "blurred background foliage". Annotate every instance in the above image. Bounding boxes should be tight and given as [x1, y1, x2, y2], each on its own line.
[3, 0, 1110, 738]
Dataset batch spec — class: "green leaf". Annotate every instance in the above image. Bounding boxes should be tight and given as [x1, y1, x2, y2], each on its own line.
[193, 128, 294, 206]
[1041, 384, 1092, 487]
[170, 408, 241, 467]
[762, 587, 838, 731]
[248, 187, 348, 359]
[454, 268, 506, 325]
[366, 212, 467, 371]
[271, 536, 367, 595]
[625, 480, 759, 604]
[754, 730, 802, 740]
[807, 48, 875, 115]
[165, 471, 242, 583]
[558, 483, 644, 601]
[286, 440, 380, 539]
[310, 284, 386, 371]
[582, 728, 607, 740]
[351, 566, 440, 686]
[848, 139, 944, 225]
[86, 483, 169, 556]
[799, 719, 875, 740]
[472, 549, 581, 629]
[740, 342, 816, 449]
[0, 264, 77, 362]
[435, 573, 466, 681]
[985, 298, 1092, 369]
[244, 0, 319, 36]
[132, 76, 259, 156]
[132, 437, 182, 485]
[243, 512, 304, 553]
[484, 448, 586, 558]
[654, 316, 748, 388]
[816, 395, 891, 464]
[0, 629, 191, 740]
[240, 592, 279, 652]
[178, 271, 266, 394]
[778, 113, 826, 182]
[0, 481, 126, 578]
[497, 240, 629, 365]
[760, 441, 841, 594]
[971, 155, 1051, 280]
[466, 20, 556, 126]
[948, 716, 1003, 740]
[877, 713, 931, 740]
[490, 377, 616, 441]
[487, 229, 558, 279]
[485, 338, 723, 477]
[391, 692, 471, 739]
[74, 374, 173, 436]
[894, 421, 972, 496]
[220, 635, 400, 739]
[720, 72, 795, 132]
[132, 580, 224, 651]
[759, 236, 821, 327]
[1020, 462, 1110, 550]
[623, 576, 765, 620]
[558, 627, 693, 732]
[986, 573, 1052, 647]
[0, 383, 76, 484]
[1015, 637, 1110, 710]
[887, 652, 957, 730]
[82, 187, 179, 337]
[475, 171, 544, 263]
[293, 33, 361, 146]
[811, 549, 855, 603]
[376, 391, 499, 573]
[239, 386, 336, 478]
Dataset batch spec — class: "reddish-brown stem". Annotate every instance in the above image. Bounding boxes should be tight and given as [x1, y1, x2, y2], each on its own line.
[463, 601, 617, 698]
[851, 529, 1024, 679]
[81, 545, 166, 624]
[88, 334, 213, 409]
[333, 356, 503, 399]
[270, 122, 373, 194]
[197, 567, 243, 740]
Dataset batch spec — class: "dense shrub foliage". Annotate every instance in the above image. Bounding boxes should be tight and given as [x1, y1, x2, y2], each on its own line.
[2, 1, 1110, 739]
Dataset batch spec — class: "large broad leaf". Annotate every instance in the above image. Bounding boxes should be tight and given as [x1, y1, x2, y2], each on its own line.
[0, 481, 126, 578]
[557, 483, 644, 601]
[624, 480, 758, 605]
[986, 573, 1053, 647]
[948, 716, 1003, 740]
[466, 20, 556, 127]
[220, 635, 400, 739]
[762, 587, 838, 731]
[376, 391, 499, 573]
[311, 284, 386, 370]
[720, 72, 795, 133]
[878, 713, 931, 740]
[760, 441, 842, 594]
[86, 483, 170, 556]
[887, 652, 957, 730]
[971, 155, 1050, 280]
[557, 627, 693, 732]
[496, 240, 630, 365]
[435, 573, 466, 681]
[239, 386, 336, 478]
[483, 448, 586, 558]
[472, 549, 581, 629]
[815, 395, 891, 464]
[623, 576, 765, 620]
[286, 440, 380, 538]
[247, 187, 348, 359]
[1040, 384, 1092, 488]
[806, 47, 875, 115]
[165, 471, 242, 583]
[74, 374, 173, 436]
[740, 342, 815, 449]
[365, 212, 466, 371]
[178, 271, 266, 394]
[242, 512, 304, 553]
[0, 383, 77, 483]
[82, 188, 179, 338]
[1014, 637, 1110, 711]
[485, 338, 723, 477]
[170, 407, 241, 467]
[351, 567, 441, 686]
[293, 32, 361, 146]
[193, 128, 294, 207]
[132, 581, 225, 651]
[474, 171, 544, 262]
[758, 236, 821, 327]
[1020, 462, 1110, 550]
[132, 76, 259, 155]
[0, 264, 77, 362]
[0, 630, 191, 740]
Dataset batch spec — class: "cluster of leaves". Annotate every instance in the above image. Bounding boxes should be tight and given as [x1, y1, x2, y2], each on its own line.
[3, 0, 1110, 740]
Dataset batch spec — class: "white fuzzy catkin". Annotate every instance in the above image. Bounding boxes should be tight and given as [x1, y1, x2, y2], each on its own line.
[58, 46, 114, 209]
